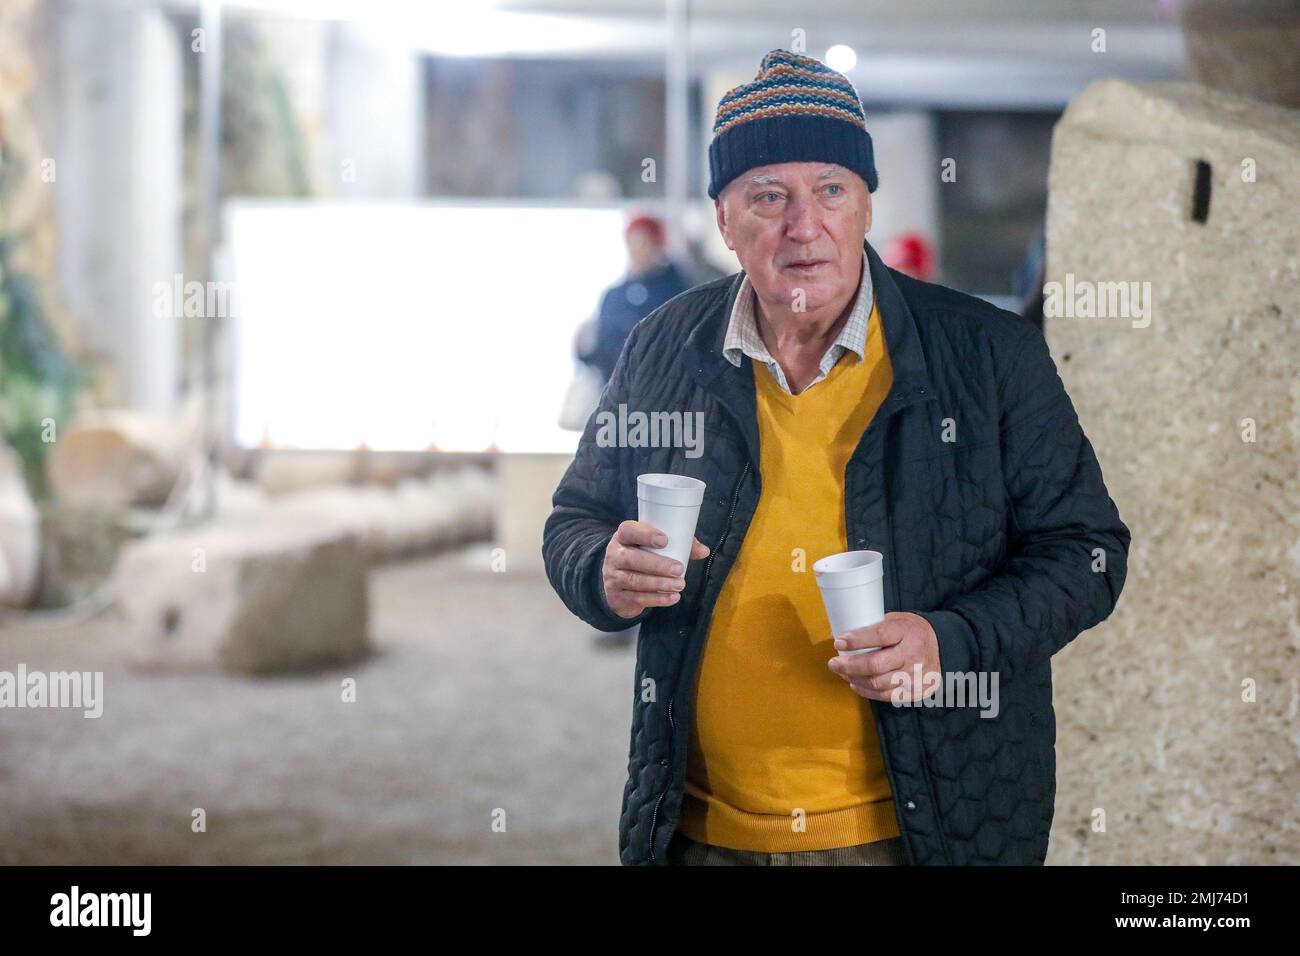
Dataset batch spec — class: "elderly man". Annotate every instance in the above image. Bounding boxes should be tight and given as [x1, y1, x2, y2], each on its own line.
[542, 49, 1129, 866]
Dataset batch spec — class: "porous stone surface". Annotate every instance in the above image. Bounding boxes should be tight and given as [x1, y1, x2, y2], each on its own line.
[112, 521, 370, 675]
[1044, 79, 1299, 864]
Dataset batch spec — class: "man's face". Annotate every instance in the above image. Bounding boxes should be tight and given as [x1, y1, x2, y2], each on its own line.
[715, 162, 871, 314]
[625, 224, 663, 274]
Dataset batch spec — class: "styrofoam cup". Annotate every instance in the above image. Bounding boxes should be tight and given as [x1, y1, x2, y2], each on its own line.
[813, 550, 885, 656]
[636, 474, 707, 571]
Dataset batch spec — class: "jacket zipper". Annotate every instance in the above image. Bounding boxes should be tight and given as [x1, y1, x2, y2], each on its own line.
[882, 421, 954, 866]
[649, 458, 751, 863]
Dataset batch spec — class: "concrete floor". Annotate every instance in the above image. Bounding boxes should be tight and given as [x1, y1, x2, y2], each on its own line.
[0, 545, 636, 864]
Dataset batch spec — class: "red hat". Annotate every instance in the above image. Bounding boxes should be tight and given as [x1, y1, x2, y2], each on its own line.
[625, 215, 665, 244]
[884, 231, 935, 282]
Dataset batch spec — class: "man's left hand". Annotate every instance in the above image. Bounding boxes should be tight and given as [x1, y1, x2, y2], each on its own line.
[827, 611, 941, 703]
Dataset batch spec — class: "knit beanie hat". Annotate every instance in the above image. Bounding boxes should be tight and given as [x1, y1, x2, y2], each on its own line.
[707, 49, 878, 200]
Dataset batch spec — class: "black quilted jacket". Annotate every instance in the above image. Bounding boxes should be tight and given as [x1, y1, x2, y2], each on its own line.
[543, 239, 1130, 865]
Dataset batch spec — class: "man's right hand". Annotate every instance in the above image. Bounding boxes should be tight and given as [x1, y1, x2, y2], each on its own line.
[601, 520, 710, 619]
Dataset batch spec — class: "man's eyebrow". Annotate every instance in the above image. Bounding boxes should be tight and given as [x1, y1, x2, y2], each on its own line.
[745, 166, 845, 189]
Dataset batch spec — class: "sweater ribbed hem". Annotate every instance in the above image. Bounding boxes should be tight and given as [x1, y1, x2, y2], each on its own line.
[677, 784, 901, 852]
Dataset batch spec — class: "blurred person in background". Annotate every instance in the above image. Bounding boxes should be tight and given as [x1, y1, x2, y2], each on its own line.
[575, 214, 691, 391]
[881, 230, 936, 282]
[1011, 226, 1047, 333]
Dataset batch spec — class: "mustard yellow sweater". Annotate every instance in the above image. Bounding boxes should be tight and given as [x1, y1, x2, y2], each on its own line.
[678, 298, 900, 852]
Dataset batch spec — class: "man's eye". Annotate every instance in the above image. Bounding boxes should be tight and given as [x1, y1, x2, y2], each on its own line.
[760, 192, 781, 203]
[825, 184, 842, 195]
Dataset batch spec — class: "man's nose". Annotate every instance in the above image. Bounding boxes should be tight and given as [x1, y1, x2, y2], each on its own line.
[783, 196, 822, 242]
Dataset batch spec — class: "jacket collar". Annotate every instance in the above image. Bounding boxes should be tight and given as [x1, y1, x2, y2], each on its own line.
[685, 239, 937, 468]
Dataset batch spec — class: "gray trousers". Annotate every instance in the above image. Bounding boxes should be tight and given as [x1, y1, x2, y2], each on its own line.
[666, 830, 908, 866]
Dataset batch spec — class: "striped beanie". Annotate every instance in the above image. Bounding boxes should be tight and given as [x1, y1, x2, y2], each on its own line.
[708, 49, 878, 200]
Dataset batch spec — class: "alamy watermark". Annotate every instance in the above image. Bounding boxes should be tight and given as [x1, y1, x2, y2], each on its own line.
[50, 886, 150, 936]
[594, 403, 705, 459]
[152, 273, 240, 319]
[1043, 272, 1152, 329]
[889, 665, 1000, 719]
[0, 664, 103, 718]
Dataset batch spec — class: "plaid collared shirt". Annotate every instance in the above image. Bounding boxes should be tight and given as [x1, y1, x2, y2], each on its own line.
[722, 249, 874, 394]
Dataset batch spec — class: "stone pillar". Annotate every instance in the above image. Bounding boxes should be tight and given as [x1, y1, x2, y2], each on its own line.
[1044, 79, 1299, 864]
[323, 23, 423, 199]
[55, 0, 182, 414]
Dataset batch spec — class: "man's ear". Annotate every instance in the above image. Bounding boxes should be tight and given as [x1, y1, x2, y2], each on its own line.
[714, 196, 735, 252]
[862, 184, 873, 236]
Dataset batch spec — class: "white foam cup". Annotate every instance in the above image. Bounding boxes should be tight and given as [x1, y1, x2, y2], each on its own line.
[813, 550, 886, 656]
[636, 474, 707, 571]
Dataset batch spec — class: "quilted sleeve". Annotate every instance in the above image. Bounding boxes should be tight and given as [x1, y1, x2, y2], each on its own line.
[917, 325, 1131, 683]
[542, 320, 654, 633]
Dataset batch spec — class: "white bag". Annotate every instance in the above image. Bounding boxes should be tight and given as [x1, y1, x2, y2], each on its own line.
[558, 363, 604, 432]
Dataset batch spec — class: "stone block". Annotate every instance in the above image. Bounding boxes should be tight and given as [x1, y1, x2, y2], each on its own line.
[1044, 79, 1299, 864]
[112, 521, 370, 675]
